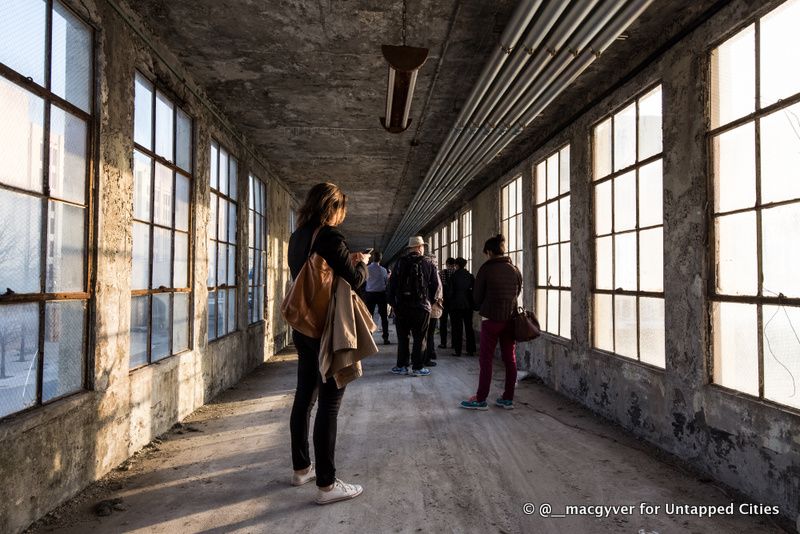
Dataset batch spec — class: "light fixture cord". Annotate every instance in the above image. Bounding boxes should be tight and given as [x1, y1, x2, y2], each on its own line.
[402, 0, 407, 45]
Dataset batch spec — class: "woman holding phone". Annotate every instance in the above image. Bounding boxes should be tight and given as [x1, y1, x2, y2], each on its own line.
[287, 182, 369, 504]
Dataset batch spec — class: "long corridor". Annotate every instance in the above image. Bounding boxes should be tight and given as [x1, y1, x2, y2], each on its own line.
[32, 332, 781, 534]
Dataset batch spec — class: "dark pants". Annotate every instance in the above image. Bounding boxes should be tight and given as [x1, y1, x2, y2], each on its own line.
[364, 291, 389, 341]
[476, 319, 517, 402]
[395, 307, 430, 370]
[439, 306, 449, 346]
[425, 317, 437, 361]
[450, 308, 476, 355]
[290, 330, 346, 487]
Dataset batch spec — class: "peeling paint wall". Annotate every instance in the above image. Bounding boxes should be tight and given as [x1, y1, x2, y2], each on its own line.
[266, 183, 296, 355]
[465, 0, 799, 523]
[0, 1, 294, 532]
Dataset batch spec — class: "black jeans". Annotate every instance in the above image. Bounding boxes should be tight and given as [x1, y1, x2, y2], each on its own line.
[439, 306, 449, 346]
[395, 307, 430, 370]
[425, 317, 437, 361]
[290, 330, 346, 487]
[450, 308, 477, 355]
[364, 291, 389, 341]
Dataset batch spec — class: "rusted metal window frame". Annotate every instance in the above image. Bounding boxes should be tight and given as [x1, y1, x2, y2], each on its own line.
[130, 71, 194, 369]
[591, 83, 665, 366]
[0, 0, 96, 415]
[500, 175, 523, 275]
[247, 173, 267, 326]
[448, 217, 459, 261]
[207, 140, 239, 342]
[707, 13, 800, 405]
[534, 144, 571, 339]
[459, 209, 473, 272]
[439, 225, 449, 269]
[431, 229, 440, 269]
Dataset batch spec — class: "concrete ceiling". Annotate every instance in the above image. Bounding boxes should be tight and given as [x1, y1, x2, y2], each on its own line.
[131, 0, 516, 249]
[131, 0, 724, 250]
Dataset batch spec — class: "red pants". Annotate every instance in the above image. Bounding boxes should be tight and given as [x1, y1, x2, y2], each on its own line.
[476, 319, 517, 402]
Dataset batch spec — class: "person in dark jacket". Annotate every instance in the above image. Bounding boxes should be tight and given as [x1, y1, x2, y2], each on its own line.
[387, 236, 441, 377]
[460, 235, 522, 411]
[287, 182, 368, 504]
[449, 257, 476, 357]
[438, 257, 456, 348]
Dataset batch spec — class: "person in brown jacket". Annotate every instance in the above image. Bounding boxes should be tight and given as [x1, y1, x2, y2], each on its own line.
[460, 234, 522, 410]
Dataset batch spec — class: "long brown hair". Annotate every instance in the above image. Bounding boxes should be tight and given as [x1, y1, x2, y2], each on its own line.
[297, 182, 348, 228]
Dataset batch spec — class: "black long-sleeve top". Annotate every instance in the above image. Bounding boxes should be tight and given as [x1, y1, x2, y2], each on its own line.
[287, 224, 366, 289]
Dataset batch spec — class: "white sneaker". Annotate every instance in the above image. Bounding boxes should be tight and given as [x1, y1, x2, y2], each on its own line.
[291, 464, 316, 486]
[315, 478, 364, 505]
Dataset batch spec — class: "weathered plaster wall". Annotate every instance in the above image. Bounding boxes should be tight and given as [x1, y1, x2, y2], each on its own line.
[266, 184, 296, 355]
[0, 1, 295, 532]
[466, 0, 799, 522]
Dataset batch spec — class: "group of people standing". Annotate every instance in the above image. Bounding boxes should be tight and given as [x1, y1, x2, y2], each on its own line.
[287, 182, 523, 505]
[384, 243, 478, 377]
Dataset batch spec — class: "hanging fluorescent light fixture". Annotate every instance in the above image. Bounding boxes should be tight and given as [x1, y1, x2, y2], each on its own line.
[381, 45, 428, 133]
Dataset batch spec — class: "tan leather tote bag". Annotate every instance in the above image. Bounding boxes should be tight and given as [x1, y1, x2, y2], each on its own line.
[281, 228, 334, 338]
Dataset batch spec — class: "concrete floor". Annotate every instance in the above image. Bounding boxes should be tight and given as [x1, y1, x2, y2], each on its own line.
[31, 331, 784, 534]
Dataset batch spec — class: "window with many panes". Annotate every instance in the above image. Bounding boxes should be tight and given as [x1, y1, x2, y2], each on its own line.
[439, 225, 449, 268]
[709, 0, 800, 409]
[130, 73, 193, 368]
[460, 210, 472, 272]
[0, 0, 92, 417]
[592, 85, 665, 367]
[448, 218, 459, 260]
[500, 176, 523, 275]
[431, 229, 440, 268]
[207, 142, 238, 341]
[247, 174, 266, 324]
[535, 145, 571, 339]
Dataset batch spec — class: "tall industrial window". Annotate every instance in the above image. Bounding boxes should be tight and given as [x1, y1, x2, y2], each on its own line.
[448, 218, 459, 260]
[460, 210, 472, 272]
[592, 85, 664, 367]
[431, 231, 439, 268]
[130, 73, 193, 368]
[247, 174, 266, 324]
[439, 225, 449, 268]
[500, 176, 523, 275]
[535, 145, 571, 339]
[0, 1, 93, 417]
[710, 0, 800, 409]
[207, 142, 238, 341]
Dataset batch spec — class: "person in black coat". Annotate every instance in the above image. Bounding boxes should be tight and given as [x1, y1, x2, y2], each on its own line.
[448, 257, 476, 356]
[287, 182, 368, 504]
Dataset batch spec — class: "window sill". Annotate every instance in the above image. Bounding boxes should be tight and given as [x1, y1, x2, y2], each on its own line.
[128, 348, 193, 373]
[707, 383, 800, 419]
[0, 390, 93, 440]
[588, 347, 667, 374]
[248, 320, 266, 328]
[208, 330, 239, 343]
[537, 332, 571, 346]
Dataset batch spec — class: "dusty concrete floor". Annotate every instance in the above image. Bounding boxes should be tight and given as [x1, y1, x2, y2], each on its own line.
[30, 330, 785, 534]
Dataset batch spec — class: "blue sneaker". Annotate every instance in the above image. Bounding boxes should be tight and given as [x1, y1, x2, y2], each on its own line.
[410, 368, 431, 377]
[495, 398, 514, 410]
[460, 399, 488, 410]
[390, 366, 408, 375]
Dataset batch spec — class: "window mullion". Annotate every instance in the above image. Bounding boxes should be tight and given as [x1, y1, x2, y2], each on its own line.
[754, 19, 765, 398]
